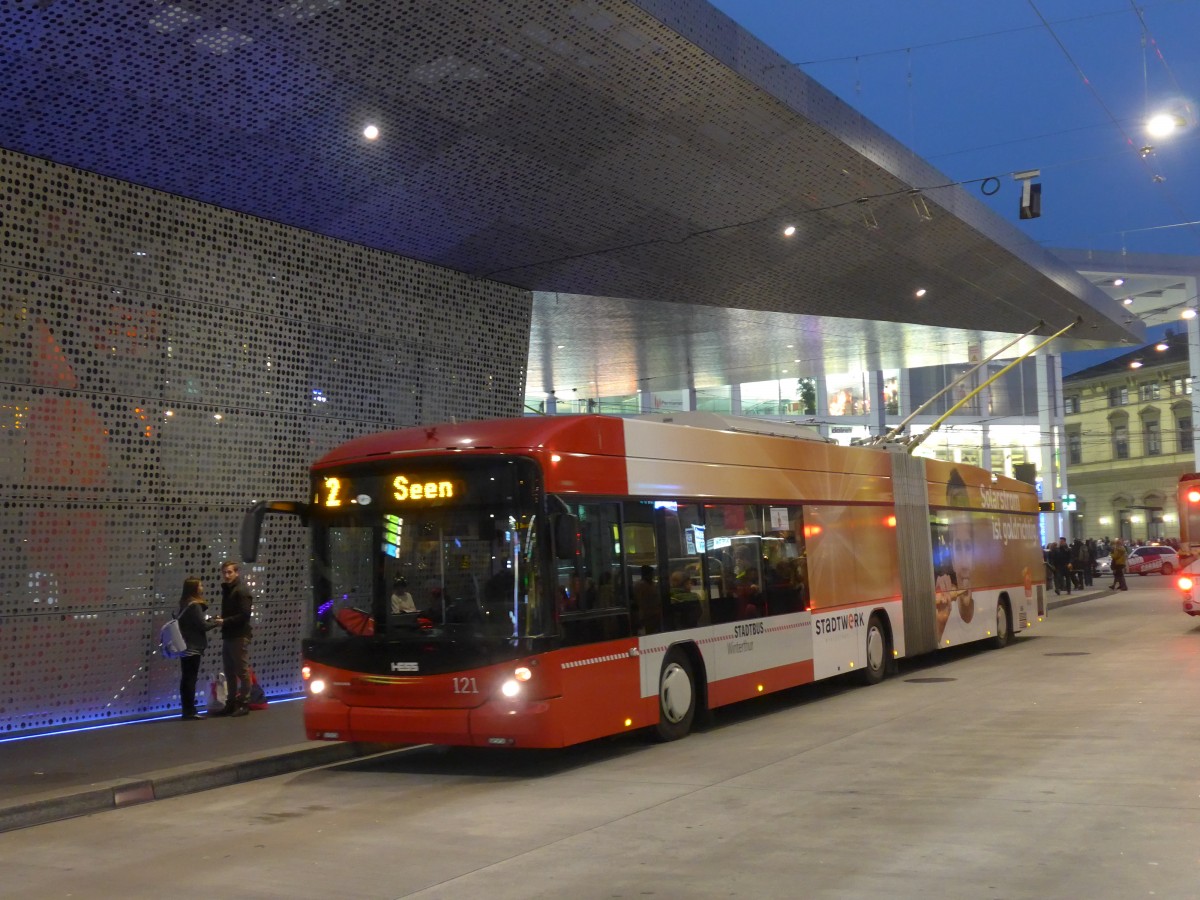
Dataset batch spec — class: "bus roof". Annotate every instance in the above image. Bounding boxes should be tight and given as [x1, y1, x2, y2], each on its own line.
[313, 413, 829, 471]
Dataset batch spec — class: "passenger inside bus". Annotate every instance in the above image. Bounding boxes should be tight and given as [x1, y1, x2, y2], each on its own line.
[632, 565, 661, 634]
[732, 545, 763, 618]
[668, 569, 701, 628]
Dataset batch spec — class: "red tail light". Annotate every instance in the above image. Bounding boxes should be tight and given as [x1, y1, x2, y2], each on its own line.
[1177, 575, 1193, 593]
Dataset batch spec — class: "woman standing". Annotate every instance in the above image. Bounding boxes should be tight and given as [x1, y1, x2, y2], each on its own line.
[177, 577, 217, 720]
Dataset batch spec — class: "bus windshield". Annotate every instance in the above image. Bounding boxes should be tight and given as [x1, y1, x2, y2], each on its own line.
[309, 457, 542, 640]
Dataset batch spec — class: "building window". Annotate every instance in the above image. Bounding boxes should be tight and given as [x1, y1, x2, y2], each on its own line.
[1174, 376, 1193, 396]
[1108, 386, 1129, 407]
[1064, 396, 1080, 415]
[1145, 420, 1161, 456]
[1181, 417, 1194, 453]
[1067, 430, 1082, 464]
[1112, 424, 1129, 459]
[1139, 382, 1161, 401]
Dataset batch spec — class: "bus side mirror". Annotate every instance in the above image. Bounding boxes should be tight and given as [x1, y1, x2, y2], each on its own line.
[552, 513, 579, 560]
[241, 500, 309, 563]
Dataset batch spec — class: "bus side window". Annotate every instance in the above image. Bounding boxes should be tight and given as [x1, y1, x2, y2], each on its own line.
[555, 500, 634, 645]
[623, 501, 661, 635]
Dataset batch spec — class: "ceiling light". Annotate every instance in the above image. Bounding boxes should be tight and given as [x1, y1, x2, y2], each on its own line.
[915, 288, 927, 298]
[1112, 278, 1125, 287]
[783, 225, 796, 237]
[1156, 342, 1169, 352]
[1130, 360, 1143, 369]
[363, 124, 380, 141]
[1183, 309, 1197, 320]
[1122, 297, 1133, 305]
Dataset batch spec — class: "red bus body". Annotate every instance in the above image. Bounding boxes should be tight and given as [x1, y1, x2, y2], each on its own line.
[281, 414, 1046, 748]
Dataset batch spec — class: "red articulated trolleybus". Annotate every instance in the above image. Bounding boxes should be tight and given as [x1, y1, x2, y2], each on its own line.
[242, 413, 1047, 748]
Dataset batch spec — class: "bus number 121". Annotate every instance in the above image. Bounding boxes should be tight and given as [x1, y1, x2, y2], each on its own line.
[453, 677, 479, 694]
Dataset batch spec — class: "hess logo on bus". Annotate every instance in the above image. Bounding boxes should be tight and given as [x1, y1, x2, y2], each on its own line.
[321, 475, 456, 506]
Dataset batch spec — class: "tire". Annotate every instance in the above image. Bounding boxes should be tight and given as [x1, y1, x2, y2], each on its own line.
[654, 648, 697, 741]
[1161, 563, 1174, 576]
[860, 613, 889, 685]
[990, 599, 1012, 649]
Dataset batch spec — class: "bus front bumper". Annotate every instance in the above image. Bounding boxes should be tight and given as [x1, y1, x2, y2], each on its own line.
[304, 695, 567, 748]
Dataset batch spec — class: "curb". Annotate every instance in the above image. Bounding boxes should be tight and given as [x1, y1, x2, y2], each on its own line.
[0, 741, 394, 834]
[1046, 587, 1116, 611]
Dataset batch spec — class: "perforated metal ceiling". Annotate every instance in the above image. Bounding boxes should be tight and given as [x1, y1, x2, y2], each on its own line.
[2, 0, 1141, 387]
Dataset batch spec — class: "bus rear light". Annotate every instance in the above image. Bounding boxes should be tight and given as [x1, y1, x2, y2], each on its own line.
[500, 679, 521, 698]
[310, 679, 327, 695]
[1178, 575, 1194, 592]
[624, 718, 633, 727]
[514, 666, 532, 682]
[301, 666, 312, 680]
[1188, 490, 1200, 503]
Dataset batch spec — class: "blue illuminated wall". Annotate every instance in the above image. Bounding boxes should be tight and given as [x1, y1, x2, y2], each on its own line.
[0, 149, 531, 735]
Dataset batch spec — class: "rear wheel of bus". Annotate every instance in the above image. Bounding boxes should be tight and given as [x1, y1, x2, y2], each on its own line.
[861, 613, 889, 685]
[655, 647, 697, 741]
[991, 598, 1012, 649]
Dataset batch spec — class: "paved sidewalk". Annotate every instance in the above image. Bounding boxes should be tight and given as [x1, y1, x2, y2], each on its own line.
[0, 698, 392, 833]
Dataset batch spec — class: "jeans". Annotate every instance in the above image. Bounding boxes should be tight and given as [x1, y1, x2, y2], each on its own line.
[222, 634, 252, 702]
[180, 653, 202, 715]
[1054, 569, 1072, 593]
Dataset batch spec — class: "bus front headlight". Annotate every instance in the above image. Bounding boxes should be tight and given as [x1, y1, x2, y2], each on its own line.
[500, 679, 521, 698]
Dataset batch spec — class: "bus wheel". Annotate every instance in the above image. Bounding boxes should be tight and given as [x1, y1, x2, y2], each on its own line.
[861, 614, 889, 685]
[655, 648, 696, 741]
[991, 599, 1012, 649]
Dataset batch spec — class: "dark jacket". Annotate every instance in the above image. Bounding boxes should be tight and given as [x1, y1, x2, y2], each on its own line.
[220, 578, 254, 639]
[1048, 543, 1073, 570]
[178, 599, 213, 654]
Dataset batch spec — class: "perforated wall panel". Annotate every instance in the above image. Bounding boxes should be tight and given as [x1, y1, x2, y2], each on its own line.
[0, 149, 531, 735]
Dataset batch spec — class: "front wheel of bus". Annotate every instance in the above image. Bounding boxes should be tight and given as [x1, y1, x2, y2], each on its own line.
[655, 649, 696, 741]
[861, 614, 889, 685]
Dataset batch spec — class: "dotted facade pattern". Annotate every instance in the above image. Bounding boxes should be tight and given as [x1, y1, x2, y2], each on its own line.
[0, 149, 531, 735]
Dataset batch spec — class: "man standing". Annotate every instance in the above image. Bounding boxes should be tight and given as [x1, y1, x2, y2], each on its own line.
[1049, 536, 1073, 596]
[214, 560, 254, 717]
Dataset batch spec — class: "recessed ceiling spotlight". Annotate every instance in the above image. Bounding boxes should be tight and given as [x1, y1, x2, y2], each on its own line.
[783, 225, 796, 237]
[363, 124, 380, 141]
[1122, 297, 1133, 305]
[1183, 308, 1198, 320]
[1156, 342, 1169, 352]
[915, 288, 927, 298]
[1130, 360, 1143, 369]
[1112, 278, 1125, 286]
